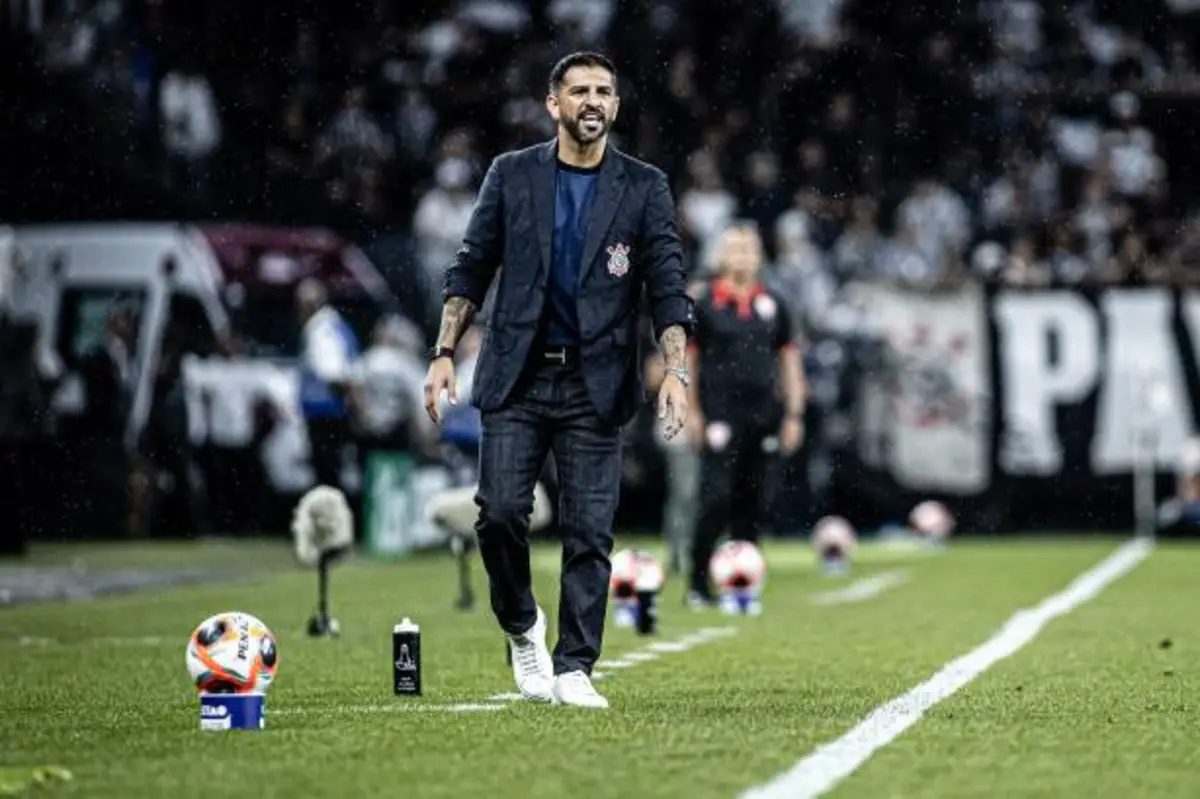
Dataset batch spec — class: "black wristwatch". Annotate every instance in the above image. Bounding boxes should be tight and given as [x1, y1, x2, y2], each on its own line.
[429, 346, 455, 362]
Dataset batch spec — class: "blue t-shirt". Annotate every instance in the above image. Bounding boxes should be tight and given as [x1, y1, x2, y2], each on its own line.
[544, 161, 599, 346]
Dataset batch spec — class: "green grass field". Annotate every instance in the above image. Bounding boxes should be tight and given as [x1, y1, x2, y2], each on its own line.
[1, 536, 1196, 798]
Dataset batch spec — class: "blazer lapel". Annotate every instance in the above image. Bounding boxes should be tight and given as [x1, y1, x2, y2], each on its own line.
[529, 139, 558, 279]
[578, 150, 626, 287]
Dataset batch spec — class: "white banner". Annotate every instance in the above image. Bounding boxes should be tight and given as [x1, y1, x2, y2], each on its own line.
[856, 282, 992, 494]
[994, 287, 1196, 476]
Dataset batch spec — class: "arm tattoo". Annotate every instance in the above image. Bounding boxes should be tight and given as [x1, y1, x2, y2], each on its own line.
[436, 297, 478, 350]
[658, 325, 687, 371]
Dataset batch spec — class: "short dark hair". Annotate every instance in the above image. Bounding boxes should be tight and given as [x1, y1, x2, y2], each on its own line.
[548, 51, 618, 94]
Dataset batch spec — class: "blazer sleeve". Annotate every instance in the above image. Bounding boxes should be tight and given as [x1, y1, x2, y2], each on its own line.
[442, 156, 505, 307]
[641, 169, 695, 339]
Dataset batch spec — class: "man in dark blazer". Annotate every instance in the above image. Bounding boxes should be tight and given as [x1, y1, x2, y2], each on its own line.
[424, 51, 694, 709]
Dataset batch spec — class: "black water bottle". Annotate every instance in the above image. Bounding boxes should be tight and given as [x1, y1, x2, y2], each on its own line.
[392, 617, 422, 695]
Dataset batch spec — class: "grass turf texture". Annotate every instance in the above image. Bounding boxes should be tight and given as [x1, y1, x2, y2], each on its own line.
[0, 537, 1195, 798]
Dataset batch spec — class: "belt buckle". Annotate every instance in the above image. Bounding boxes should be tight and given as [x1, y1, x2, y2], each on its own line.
[545, 348, 567, 364]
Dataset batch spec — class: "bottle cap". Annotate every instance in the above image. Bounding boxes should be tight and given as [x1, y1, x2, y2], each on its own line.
[393, 617, 419, 633]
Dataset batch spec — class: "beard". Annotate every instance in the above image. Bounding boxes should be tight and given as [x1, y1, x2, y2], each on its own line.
[561, 110, 611, 145]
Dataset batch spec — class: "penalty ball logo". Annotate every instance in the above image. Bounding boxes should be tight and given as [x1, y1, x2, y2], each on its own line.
[236, 618, 251, 663]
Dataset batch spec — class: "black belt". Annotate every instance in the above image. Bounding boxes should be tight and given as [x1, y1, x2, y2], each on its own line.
[539, 346, 580, 366]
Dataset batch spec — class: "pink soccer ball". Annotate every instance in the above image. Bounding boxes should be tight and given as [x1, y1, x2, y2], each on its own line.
[709, 541, 767, 595]
[610, 549, 664, 599]
[909, 500, 955, 542]
[812, 515, 857, 560]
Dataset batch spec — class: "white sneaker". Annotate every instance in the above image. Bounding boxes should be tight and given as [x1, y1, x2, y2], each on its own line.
[508, 607, 554, 702]
[552, 670, 609, 709]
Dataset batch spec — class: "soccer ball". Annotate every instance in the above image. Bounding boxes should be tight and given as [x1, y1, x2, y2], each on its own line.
[909, 500, 955, 544]
[610, 549, 664, 599]
[610, 549, 665, 628]
[186, 612, 278, 694]
[812, 515, 857, 574]
[709, 540, 766, 595]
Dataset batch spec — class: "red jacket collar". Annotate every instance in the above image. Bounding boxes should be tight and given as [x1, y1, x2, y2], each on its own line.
[711, 277, 764, 318]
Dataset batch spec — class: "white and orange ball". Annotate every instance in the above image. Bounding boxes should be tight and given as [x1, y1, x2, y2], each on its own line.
[909, 500, 955, 543]
[186, 612, 278, 694]
[812, 515, 857, 568]
[709, 540, 767, 596]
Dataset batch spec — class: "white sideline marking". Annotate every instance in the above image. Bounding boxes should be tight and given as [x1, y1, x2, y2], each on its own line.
[647, 641, 691, 653]
[742, 538, 1154, 799]
[270, 702, 504, 716]
[810, 571, 908, 607]
[623, 652, 660, 662]
[596, 659, 634, 669]
[14, 635, 165, 647]
[487, 692, 524, 702]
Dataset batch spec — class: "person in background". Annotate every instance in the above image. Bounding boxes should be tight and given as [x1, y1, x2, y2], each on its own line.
[349, 313, 431, 482]
[644, 350, 699, 575]
[0, 316, 55, 556]
[78, 303, 138, 537]
[136, 334, 196, 537]
[1157, 437, 1200, 537]
[295, 278, 360, 493]
[685, 222, 806, 607]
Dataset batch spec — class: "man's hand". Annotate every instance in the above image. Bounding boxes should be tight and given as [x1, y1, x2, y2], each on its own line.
[780, 414, 805, 455]
[657, 372, 689, 440]
[423, 357, 458, 424]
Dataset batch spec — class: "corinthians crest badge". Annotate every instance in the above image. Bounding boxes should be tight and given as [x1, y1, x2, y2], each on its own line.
[605, 242, 631, 278]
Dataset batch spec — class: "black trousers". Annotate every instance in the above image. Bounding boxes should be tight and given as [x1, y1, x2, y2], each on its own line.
[0, 439, 30, 555]
[78, 434, 128, 539]
[306, 416, 348, 489]
[474, 359, 622, 676]
[690, 418, 778, 596]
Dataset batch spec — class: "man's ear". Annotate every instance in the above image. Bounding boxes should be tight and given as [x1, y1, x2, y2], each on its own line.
[545, 92, 559, 122]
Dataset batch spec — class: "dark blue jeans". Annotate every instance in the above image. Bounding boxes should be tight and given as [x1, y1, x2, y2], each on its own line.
[474, 362, 622, 676]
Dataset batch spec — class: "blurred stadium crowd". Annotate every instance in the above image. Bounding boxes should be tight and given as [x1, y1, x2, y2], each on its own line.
[8, 0, 1200, 327]
[5, 0, 1200, 547]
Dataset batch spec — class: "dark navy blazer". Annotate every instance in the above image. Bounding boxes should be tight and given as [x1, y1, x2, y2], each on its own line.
[443, 138, 695, 426]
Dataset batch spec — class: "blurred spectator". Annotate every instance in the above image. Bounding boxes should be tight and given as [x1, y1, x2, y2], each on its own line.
[316, 84, 393, 181]
[894, 174, 971, 280]
[679, 149, 737, 275]
[159, 56, 222, 203]
[413, 154, 478, 310]
[296, 278, 360, 493]
[830, 197, 883, 283]
[1103, 92, 1166, 199]
[876, 219, 940, 286]
[393, 85, 440, 164]
[740, 152, 788, 251]
[78, 303, 137, 537]
[774, 212, 836, 333]
[350, 313, 430, 464]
